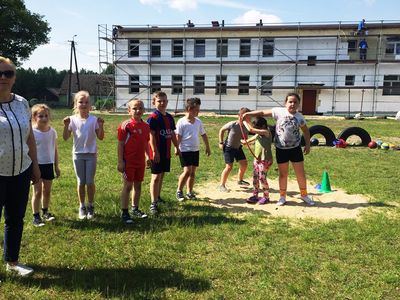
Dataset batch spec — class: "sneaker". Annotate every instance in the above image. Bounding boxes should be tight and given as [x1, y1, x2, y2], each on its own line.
[131, 208, 148, 219]
[176, 190, 185, 202]
[87, 206, 95, 219]
[122, 212, 133, 224]
[218, 185, 230, 192]
[186, 192, 197, 200]
[258, 197, 270, 205]
[32, 216, 45, 227]
[246, 195, 258, 204]
[301, 195, 315, 206]
[149, 203, 159, 215]
[237, 180, 250, 186]
[79, 206, 87, 220]
[276, 197, 286, 206]
[42, 212, 55, 222]
[6, 263, 34, 277]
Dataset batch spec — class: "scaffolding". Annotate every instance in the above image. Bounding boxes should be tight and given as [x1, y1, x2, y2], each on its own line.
[98, 20, 400, 115]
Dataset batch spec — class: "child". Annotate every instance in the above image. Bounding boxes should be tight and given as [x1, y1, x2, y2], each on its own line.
[244, 117, 273, 205]
[175, 98, 211, 201]
[243, 92, 315, 206]
[63, 91, 105, 219]
[117, 99, 150, 224]
[147, 91, 179, 215]
[31, 104, 60, 226]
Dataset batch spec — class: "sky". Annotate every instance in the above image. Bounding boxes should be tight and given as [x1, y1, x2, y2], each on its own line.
[22, 0, 400, 72]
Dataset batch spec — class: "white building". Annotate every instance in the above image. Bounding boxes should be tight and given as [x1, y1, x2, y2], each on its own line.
[99, 20, 400, 115]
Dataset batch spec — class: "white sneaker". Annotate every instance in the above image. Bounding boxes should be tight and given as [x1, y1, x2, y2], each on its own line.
[79, 206, 87, 220]
[301, 195, 315, 206]
[276, 197, 286, 206]
[6, 263, 34, 277]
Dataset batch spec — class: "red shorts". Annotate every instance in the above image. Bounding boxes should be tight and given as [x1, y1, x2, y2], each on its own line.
[124, 163, 146, 182]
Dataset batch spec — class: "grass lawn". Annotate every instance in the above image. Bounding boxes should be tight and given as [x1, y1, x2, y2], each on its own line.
[0, 109, 399, 299]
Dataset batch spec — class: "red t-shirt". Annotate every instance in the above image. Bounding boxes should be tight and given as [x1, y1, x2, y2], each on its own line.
[118, 119, 150, 166]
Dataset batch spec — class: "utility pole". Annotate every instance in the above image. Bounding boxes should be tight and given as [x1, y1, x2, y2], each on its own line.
[67, 35, 81, 107]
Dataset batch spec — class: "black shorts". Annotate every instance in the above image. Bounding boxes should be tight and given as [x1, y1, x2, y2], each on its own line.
[180, 151, 199, 167]
[39, 163, 55, 180]
[223, 145, 246, 164]
[276, 145, 304, 164]
[150, 158, 171, 174]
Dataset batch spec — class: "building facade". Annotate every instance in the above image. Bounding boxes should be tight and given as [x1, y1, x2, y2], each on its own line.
[99, 20, 400, 115]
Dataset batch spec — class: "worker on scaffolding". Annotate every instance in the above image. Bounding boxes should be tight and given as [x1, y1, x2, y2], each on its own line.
[359, 39, 368, 61]
[357, 19, 367, 35]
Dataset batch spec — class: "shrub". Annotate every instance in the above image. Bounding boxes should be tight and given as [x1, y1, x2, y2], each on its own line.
[94, 98, 115, 111]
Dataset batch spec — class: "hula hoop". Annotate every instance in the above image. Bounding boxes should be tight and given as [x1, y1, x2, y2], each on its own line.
[239, 115, 260, 163]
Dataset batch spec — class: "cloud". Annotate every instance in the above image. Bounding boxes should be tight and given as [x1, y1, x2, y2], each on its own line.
[199, 0, 257, 10]
[233, 10, 281, 24]
[169, 0, 197, 11]
[139, 0, 259, 12]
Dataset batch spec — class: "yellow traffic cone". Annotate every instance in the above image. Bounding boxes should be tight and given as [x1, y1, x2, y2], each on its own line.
[319, 170, 332, 193]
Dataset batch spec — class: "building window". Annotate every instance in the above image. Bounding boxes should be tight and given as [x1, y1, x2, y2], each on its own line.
[345, 75, 355, 86]
[128, 39, 139, 57]
[238, 75, 250, 95]
[172, 75, 183, 94]
[262, 39, 274, 57]
[383, 75, 400, 95]
[217, 39, 228, 57]
[151, 39, 161, 57]
[348, 40, 357, 52]
[194, 75, 205, 94]
[385, 37, 400, 55]
[172, 39, 183, 57]
[194, 39, 205, 57]
[129, 75, 139, 93]
[307, 56, 317, 66]
[150, 75, 161, 93]
[260, 76, 273, 95]
[216, 75, 227, 95]
[240, 39, 251, 57]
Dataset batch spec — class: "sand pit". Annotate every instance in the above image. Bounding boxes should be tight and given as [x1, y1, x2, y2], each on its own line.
[196, 179, 371, 220]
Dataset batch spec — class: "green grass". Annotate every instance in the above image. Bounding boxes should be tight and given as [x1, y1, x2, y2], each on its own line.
[1, 109, 399, 299]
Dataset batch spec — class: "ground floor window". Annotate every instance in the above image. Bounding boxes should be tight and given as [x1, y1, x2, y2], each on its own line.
[129, 75, 139, 93]
[238, 75, 249, 95]
[172, 75, 183, 94]
[383, 75, 400, 95]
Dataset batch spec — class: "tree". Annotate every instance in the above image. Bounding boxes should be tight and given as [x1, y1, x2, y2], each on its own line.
[0, 0, 51, 65]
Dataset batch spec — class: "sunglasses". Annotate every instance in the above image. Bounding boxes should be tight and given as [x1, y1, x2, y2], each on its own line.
[0, 70, 15, 78]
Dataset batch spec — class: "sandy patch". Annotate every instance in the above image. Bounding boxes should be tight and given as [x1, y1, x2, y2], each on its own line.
[196, 179, 371, 220]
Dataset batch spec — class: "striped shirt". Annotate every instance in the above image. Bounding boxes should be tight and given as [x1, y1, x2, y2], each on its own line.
[0, 94, 32, 176]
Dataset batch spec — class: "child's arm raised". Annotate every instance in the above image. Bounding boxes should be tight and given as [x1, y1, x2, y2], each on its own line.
[96, 117, 105, 140]
[242, 109, 272, 119]
[201, 133, 211, 156]
[63, 117, 71, 141]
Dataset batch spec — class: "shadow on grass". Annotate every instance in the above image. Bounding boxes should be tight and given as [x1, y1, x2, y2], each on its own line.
[17, 265, 210, 298]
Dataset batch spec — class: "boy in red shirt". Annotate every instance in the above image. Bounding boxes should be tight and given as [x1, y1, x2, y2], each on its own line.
[117, 99, 150, 224]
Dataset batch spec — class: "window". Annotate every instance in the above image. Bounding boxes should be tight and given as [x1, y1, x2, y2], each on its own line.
[194, 75, 205, 94]
[240, 39, 251, 57]
[217, 39, 228, 57]
[238, 75, 250, 95]
[345, 75, 355, 86]
[383, 75, 400, 95]
[385, 37, 400, 55]
[172, 75, 183, 94]
[151, 39, 161, 57]
[216, 75, 227, 95]
[128, 39, 139, 57]
[194, 39, 205, 57]
[172, 39, 183, 57]
[307, 56, 317, 66]
[348, 40, 357, 52]
[129, 75, 139, 93]
[262, 39, 274, 57]
[260, 76, 273, 95]
[150, 75, 161, 93]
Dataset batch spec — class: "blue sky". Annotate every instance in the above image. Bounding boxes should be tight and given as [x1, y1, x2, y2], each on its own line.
[22, 0, 399, 71]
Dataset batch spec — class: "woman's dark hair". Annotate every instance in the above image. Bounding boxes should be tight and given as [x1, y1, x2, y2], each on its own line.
[252, 117, 268, 129]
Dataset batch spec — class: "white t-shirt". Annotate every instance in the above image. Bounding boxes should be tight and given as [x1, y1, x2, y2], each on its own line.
[175, 117, 206, 152]
[33, 127, 57, 164]
[0, 94, 32, 176]
[272, 107, 306, 149]
[68, 114, 99, 154]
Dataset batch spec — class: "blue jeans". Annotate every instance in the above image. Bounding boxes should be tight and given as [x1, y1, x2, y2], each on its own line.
[0, 165, 31, 262]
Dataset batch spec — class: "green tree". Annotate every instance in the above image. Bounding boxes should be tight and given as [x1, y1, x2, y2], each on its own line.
[0, 0, 51, 65]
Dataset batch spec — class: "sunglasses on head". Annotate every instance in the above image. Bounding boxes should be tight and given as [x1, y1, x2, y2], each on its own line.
[0, 70, 15, 78]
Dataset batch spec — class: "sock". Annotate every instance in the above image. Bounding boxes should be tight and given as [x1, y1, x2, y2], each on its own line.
[252, 190, 258, 197]
[263, 190, 270, 198]
[279, 190, 287, 198]
[88, 203, 94, 208]
[80, 203, 86, 208]
[300, 189, 308, 197]
[42, 208, 48, 214]
[132, 206, 138, 211]
[33, 212, 40, 218]
[122, 208, 128, 214]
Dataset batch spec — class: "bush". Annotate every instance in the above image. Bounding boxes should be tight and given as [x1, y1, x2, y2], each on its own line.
[94, 98, 115, 111]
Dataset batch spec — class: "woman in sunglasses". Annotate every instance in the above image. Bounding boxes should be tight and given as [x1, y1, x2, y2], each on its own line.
[0, 56, 40, 276]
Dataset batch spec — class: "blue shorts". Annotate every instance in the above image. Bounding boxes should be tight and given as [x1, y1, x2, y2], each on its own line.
[223, 145, 246, 164]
